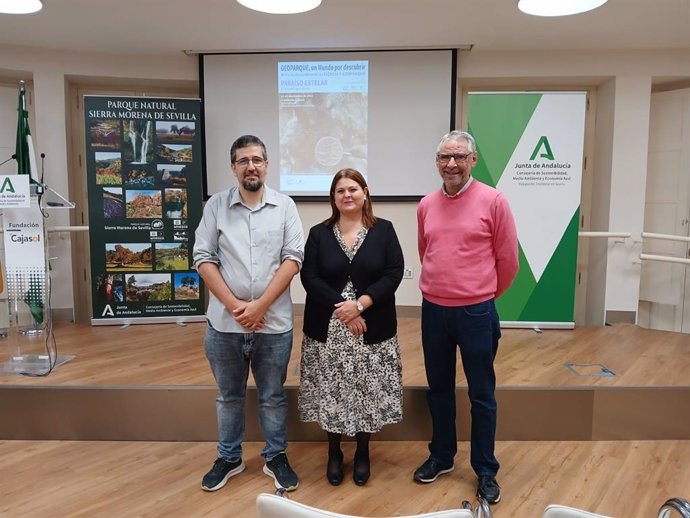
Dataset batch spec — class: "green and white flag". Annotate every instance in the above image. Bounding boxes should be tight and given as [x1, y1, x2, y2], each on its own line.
[469, 92, 586, 327]
[15, 82, 38, 184]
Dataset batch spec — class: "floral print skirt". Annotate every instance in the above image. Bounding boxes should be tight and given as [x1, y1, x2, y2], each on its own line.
[299, 315, 403, 436]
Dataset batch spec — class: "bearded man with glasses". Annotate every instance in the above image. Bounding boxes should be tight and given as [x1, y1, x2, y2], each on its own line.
[413, 130, 518, 505]
[193, 134, 304, 494]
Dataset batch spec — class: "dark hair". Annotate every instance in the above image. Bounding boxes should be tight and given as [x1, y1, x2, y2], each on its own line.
[230, 135, 267, 164]
[324, 168, 377, 228]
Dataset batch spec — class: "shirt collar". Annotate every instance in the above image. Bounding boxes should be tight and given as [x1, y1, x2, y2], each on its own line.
[228, 185, 279, 208]
[442, 176, 474, 198]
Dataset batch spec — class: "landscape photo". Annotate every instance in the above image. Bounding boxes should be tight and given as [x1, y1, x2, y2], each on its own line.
[156, 143, 192, 163]
[125, 273, 171, 302]
[125, 168, 155, 188]
[123, 120, 154, 164]
[102, 187, 124, 219]
[156, 121, 196, 143]
[126, 189, 162, 218]
[90, 119, 121, 150]
[156, 164, 187, 186]
[95, 273, 124, 303]
[164, 188, 187, 218]
[94, 152, 122, 185]
[154, 243, 189, 271]
[174, 272, 200, 300]
[105, 243, 153, 271]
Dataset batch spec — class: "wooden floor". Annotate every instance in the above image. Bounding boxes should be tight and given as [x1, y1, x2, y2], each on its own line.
[1, 439, 688, 518]
[1, 321, 689, 515]
[1, 318, 689, 388]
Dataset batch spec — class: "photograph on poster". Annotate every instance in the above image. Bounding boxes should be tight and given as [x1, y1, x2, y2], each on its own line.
[105, 243, 153, 271]
[154, 242, 189, 271]
[125, 189, 162, 218]
[164, 188, 187, 218]
[156, 164, 187, 186]
[95, 273, 124, 303]
[123, 120, 154, 164]
[174, 272, 200, 300]
[156, 143, 192, 163]
[124, 273, 171, 302]
[125, 167, 155, 188]
[95, 152, 122, 185]
[156, 121, 195, 143]
[102, 187, 124, 219]
[90, 119, 121, 150]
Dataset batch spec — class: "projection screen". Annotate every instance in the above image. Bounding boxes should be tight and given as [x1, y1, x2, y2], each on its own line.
[201, 49, 456, 199]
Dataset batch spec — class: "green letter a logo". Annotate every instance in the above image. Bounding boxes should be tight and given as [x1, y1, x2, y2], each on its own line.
[530, 136, 555, 160]
[0, 177, 15, 193]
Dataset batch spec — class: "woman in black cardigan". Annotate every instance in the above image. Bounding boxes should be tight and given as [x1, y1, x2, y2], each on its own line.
[299, 168, 404, 487]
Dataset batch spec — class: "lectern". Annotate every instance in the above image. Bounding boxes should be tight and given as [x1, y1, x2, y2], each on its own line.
[1, 177, 74, 375]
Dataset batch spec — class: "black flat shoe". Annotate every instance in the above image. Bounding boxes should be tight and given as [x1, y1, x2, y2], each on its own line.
[326, 449, 344, 486]
[353, 451, 370, 486]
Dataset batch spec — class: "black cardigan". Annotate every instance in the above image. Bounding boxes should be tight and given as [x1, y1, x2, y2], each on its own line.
[301, 218, 404, 344]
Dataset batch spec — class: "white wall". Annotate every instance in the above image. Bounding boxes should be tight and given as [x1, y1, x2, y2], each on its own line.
[604, 76, 652, 315]
[639, 87, 690, 332]
[586, 78, 615, 326]
[1, 44, 688, 324]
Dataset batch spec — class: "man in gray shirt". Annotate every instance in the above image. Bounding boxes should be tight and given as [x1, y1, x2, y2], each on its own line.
[193, 135, 304, 493]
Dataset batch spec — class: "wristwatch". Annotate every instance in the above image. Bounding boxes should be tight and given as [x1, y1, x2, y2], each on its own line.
[355, 299, 364, 313]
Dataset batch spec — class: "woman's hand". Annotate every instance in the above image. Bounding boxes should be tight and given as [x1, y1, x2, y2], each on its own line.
[334, 300, 360, 324]
[346, 316, 367, 336]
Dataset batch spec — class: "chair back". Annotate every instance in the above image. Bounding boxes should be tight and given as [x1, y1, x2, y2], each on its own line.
[543, 504, 612, 518]
[255, 493, 474, 518]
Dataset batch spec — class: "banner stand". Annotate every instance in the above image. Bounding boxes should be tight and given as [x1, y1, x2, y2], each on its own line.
[1, 181, 75, 375]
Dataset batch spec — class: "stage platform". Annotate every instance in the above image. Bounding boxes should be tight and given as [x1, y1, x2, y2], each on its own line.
[1, 318, 688, 441]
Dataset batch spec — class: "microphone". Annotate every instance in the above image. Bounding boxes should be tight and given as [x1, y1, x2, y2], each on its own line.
[40, 153, 45, 184]
[0, 154, 17, 167]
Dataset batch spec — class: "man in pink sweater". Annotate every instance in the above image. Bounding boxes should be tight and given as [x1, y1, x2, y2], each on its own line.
[413, 130, 518, 505]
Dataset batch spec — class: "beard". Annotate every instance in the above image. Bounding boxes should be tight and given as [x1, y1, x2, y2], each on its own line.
[242, 178, 263, 192]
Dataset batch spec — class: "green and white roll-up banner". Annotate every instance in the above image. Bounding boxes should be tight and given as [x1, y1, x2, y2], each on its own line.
[84, 96, 206, 325]
[468, 92, 586, 328]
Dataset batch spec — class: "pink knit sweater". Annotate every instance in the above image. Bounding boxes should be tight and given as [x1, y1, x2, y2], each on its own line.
[417, 180, 519, 307]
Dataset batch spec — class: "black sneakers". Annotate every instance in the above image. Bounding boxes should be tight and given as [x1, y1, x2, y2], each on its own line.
[477, 476, 501, 504]
[413, 457, 454, 483]
[201, 457, 245, 491]
[263, 452, 299, 491]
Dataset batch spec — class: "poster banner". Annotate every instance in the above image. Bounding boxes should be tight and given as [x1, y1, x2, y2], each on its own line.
[84, 96, 205, 325]
[468, 92, 586, 327]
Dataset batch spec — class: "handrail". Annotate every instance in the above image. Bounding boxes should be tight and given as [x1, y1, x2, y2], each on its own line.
[640, 253, 690, 266]
[578, 231, 631, 238]
[642, 232, 690, 243]
[47, 226, 89, 233]
[658, 497, 690, 518]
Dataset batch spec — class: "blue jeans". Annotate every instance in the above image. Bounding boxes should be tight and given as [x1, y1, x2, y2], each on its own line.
[421, 298, 501, 477]
[204, 324, 293, 461]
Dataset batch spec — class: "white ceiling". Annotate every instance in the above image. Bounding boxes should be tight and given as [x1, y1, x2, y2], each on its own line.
[0, 0, 688, 57]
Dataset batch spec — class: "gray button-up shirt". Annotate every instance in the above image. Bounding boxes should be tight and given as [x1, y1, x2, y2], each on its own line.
[193, 185, 304, 334]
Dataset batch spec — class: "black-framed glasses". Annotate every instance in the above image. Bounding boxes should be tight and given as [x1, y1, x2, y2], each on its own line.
[436, 152, 473, 165]
[235, 157, 266, 167]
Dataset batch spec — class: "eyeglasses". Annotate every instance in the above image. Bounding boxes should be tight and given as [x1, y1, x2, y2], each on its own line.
[436, 152, 474, 165]
[235, 157, 266, 167]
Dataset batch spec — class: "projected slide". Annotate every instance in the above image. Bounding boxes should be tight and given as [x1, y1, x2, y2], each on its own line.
[278, 60, 368, 192]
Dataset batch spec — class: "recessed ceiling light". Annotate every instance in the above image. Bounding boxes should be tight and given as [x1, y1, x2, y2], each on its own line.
[237, 0, 321, 14]
[0, 0, 42, 14]
[518, 0, 608, 17]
